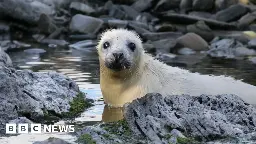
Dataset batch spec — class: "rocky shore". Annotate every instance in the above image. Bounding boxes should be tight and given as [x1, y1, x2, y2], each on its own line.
[0, 0, 256, 143]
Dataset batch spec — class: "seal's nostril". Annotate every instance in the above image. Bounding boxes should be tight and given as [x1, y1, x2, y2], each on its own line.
[113, 53, 124, 60]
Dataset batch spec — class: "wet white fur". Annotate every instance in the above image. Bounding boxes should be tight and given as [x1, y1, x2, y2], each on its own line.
[97, 29, 256, 107]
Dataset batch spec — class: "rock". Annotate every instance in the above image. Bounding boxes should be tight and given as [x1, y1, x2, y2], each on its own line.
[152, 38, 177, 53]
[69, 14, 103, 34]
[234, 47, 256, 57]
[248, 38, 256, 49]
[69, 40, 97, 51]
[131, 0, 153, 12]
[142, 32, 183, 41]
[249, 57, 256, 64]
[208, 39, 243, 58]
[161, 12, 237, 29]
[70, 2, 95, 15]
[24, 48, 47, 54]
[108, 19, 128, 28]
[215, 4, 248, 22]
[9, 117, 33, 124]
[180, 0, 192, 12]
[213, 31, 254, 44]
[33, 137, 71, 144]
[124, 93, 256, 143]
[250, 24, 256, 31]
[156, 53, 177, 61]
[177, 47, 196, 55]
[215, 0, 238, 11]
[155, 23, 176, 32]
[143, 43, 156, 53]
[192, 0, 214, 11]
[0, 0, 55, 25]
[154, 0, 181, 12]
[39, 39, 69, 46]
[0, 22, 10, 33]
[0, 48, 12, 67]
[238, 12, 256, 29]
[187, 21, 214, 42]
[176, 33, 209, 51]
[69, 34, 97, 40]
[188, 11, 213, 19]
[38, 13, 57, 34]
[120, 5, 140, 20]
[135, 12, 158, 24]
[0, 40, 31, 51]
[109, 5, 126, 20]
[128, 23, 150, 35]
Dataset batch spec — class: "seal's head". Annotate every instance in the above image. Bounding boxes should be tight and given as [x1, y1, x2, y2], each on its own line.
[97, 29, 143, 72]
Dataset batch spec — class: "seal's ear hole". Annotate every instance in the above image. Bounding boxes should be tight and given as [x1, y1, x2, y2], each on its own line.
[128, 42, 136, 52]
[103, 41, 110, 49]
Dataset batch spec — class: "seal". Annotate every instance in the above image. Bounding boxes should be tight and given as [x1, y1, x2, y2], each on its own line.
[97, 29, 256, 107]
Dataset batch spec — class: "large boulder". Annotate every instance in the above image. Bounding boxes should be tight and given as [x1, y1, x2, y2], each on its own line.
[215, 4, 248, 22]
[187, 21, 214, 42]
[69, 14, 104, 34]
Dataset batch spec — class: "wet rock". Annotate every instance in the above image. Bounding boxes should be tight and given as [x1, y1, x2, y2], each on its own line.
[70, 2, 95, 15]
[38, 13, 57, 35]
[249, 57, 256, 64]
[234, 47, 256, 57]
[213, 31, 254, 44]
[152, 38, 177, 53]
[131, 0, 153, 12]
[69, 14, 103, 34]
[121, 5, 140, 20]
[108, 19, 128, 28]
[215, 0, 238, 11]
[250, 24, 256, 31]
[215, 4, 248, 22]
[24, 48, 47, 54]
[177, 47, 196, 55]
[176, 33, 209, 51]
[124, 93, 256, 143]
[155, 23, 176, 32]
[156, 53, 177, 61]
[248, 38, 256, 49]
[154, 0, 181, 12]
[188, 11, 213, 19]
[192, 0, 214, 11]
[187, 21, 214, 42]
[0, 0, 55, 25]
[0, 22, 10, 33]
[161, 12, 237, 29]
[69, 34, 97, 40]
[0, 48, 12, 67]
[109, 5, 126, 20]
[142, 32, 183, 41]
[33, 137, 71, 144]
[180, 0, 193, 12]
[238, 12, 256, 29]
[39, 39, 69, 47]
[69, 40, 97, 51]
[128, 23, 150, 35]
[0, 40, 31, 51]
[208, 39, 243, 58]
[143, 43, 156, 53]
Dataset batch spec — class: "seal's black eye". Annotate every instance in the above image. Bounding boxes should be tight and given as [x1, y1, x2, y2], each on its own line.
[128, 42, 136, 51]
[103, 41, 110, 49]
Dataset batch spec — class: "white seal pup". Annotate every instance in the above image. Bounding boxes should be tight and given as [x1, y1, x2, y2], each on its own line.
[97, 29, 256, 107]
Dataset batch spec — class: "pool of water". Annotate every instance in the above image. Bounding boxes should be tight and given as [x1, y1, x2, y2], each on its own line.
[1, 43, 256, 143]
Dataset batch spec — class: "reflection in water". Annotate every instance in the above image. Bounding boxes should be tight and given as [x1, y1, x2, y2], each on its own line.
[4, 44, 256, 143]
[102, 106, 124, 122]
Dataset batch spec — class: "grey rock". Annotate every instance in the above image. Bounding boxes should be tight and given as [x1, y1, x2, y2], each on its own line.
[249, 57, 256, 64]
[152, 38, 177, 53]
[38, 13, 57, 35]
[192, 0, 214, 11]
[121, 5, 140, 20]
[131, 0, 153, 12]
[33, 137, 71, 144]
[136, 12, 158, 24]
[238, 12, 256, 28]
[69, 14, 103, 34]
[155, 24, 176, 32]
[187, 21, 214, 42]
[24, 48, 47, 54]
[250, 24, 256, 31]
[213, 31, 252, 44]
[154, 0, 181, 12]
[143, 43, 156, 53]
[108, 19, 128, 28]
[0, 0, 55, 25]
[0, 48, 12, 67]
[215, 4, 248, 22]
[70, 2, 95, 15]
[124, 93, 256, 143]
[189, 11, 213, 19]
[215, 0, 238, 11]
[142, 32, 183, 41]
[69, 40, 97, 51]
[109, 5, 126, 20]
[0, 22, 10, 32]
[69, 34, 97, 40]
[9, 117, 33, 124]
[248, 38, 256, 49]
[40, 39, 69, 47]
[128, 23, 151, 35]
[180, 0, 192, 12]
[0, 40, 31, 51]
[156, 53, 177, 61]
[162, 12, 237, 29]
[176, 33, 209, 51]
[234, 47, 256, 57]
[177, 47, 196, 55]
[208, 39, 243, 58]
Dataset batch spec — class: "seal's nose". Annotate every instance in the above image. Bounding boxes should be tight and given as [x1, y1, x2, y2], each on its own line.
[113, 53, 124, 60]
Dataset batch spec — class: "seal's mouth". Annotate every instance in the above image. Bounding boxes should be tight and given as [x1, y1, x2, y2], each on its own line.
[105, 59, 131, 71]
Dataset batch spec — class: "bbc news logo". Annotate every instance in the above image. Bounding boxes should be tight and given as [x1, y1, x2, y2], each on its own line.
[6, 124, 75, 134]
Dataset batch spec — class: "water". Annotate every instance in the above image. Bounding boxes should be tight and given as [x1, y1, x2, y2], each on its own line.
[1, 44, 256, 143]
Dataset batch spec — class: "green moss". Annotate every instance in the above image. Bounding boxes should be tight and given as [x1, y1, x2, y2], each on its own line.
[76, 134, 96, 144]
[62, 92, 93, 118]
[177, 137, 198, 144]
[102, 133, 111, 139]
[102, 119, 132, 136]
